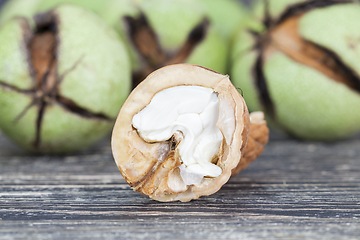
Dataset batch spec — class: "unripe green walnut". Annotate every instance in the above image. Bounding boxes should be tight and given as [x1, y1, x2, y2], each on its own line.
[0, 5, 131, 153]
[0, 0, 40, 26]
[0, 0, 105, 26]
[195, 0, 250, 74]
[97, 0, 228, 88]
[36, 0, 105, 14]
[0, 0, 228, 88]
[231, 0, 360, 141]
[196, 0, 249, 43]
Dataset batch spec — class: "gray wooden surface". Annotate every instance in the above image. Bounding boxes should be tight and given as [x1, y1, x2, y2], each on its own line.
[1, 129, 360, 240]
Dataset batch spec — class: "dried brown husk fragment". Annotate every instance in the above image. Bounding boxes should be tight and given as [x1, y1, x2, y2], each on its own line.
[28, 13, 59, 148]
[124, 14, 209, 88]
[111, 64, 268, 202]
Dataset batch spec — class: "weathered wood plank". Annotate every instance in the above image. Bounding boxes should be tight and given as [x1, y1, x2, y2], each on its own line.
[1, 130, 360, 240]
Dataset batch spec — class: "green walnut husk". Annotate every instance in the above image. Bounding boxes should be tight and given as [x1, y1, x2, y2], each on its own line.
[1, 0, 229, 88]
[97, 0, 228, 88]
[195, 0, 250, 74]
[0, 0, 96, 27]
[0, 5, 131, 153]
[36, 0, 104, 14]
[0, 0, 41, 26]
[231, 0, 360, 141]
[196, 0, 250, 43]
[0, 0, 106, 26]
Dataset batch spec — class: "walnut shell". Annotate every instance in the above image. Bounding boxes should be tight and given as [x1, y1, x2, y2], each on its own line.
[111, 64, 268, 202]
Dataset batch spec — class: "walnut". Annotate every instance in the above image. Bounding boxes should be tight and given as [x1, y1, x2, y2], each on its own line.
[111, 64, 269, 202]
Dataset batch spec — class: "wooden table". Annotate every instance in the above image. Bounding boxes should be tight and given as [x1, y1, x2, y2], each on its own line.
[1, 130, 360, 240]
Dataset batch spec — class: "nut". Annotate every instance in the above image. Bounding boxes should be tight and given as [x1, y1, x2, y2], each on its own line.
[0, 0, 105, 26]
[1, 0, 229, 90]
[111, 64, 269, 202]
[98, 0, 228, 88]
[0, 0, 41, 26]
[231, 0, 360, 140]
[0, 5, 131, 153]
[196, 0, 249, 43]
[36, 0, 105, 14]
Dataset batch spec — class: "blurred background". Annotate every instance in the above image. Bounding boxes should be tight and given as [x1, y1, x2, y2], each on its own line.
[0, 0, 253, 9]
[1, 0, 360, 149]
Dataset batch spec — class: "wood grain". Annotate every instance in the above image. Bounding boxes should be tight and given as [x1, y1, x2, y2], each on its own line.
[1, 130, 360, 240]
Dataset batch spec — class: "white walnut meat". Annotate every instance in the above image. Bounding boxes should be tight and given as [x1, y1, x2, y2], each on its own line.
[111, 64, 269, 202]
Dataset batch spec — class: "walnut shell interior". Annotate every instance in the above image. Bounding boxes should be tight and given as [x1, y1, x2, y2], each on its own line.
[111, 64, 265, 202]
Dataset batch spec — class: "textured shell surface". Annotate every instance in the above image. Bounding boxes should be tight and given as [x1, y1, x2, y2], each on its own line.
[111, 64, 251, 202]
